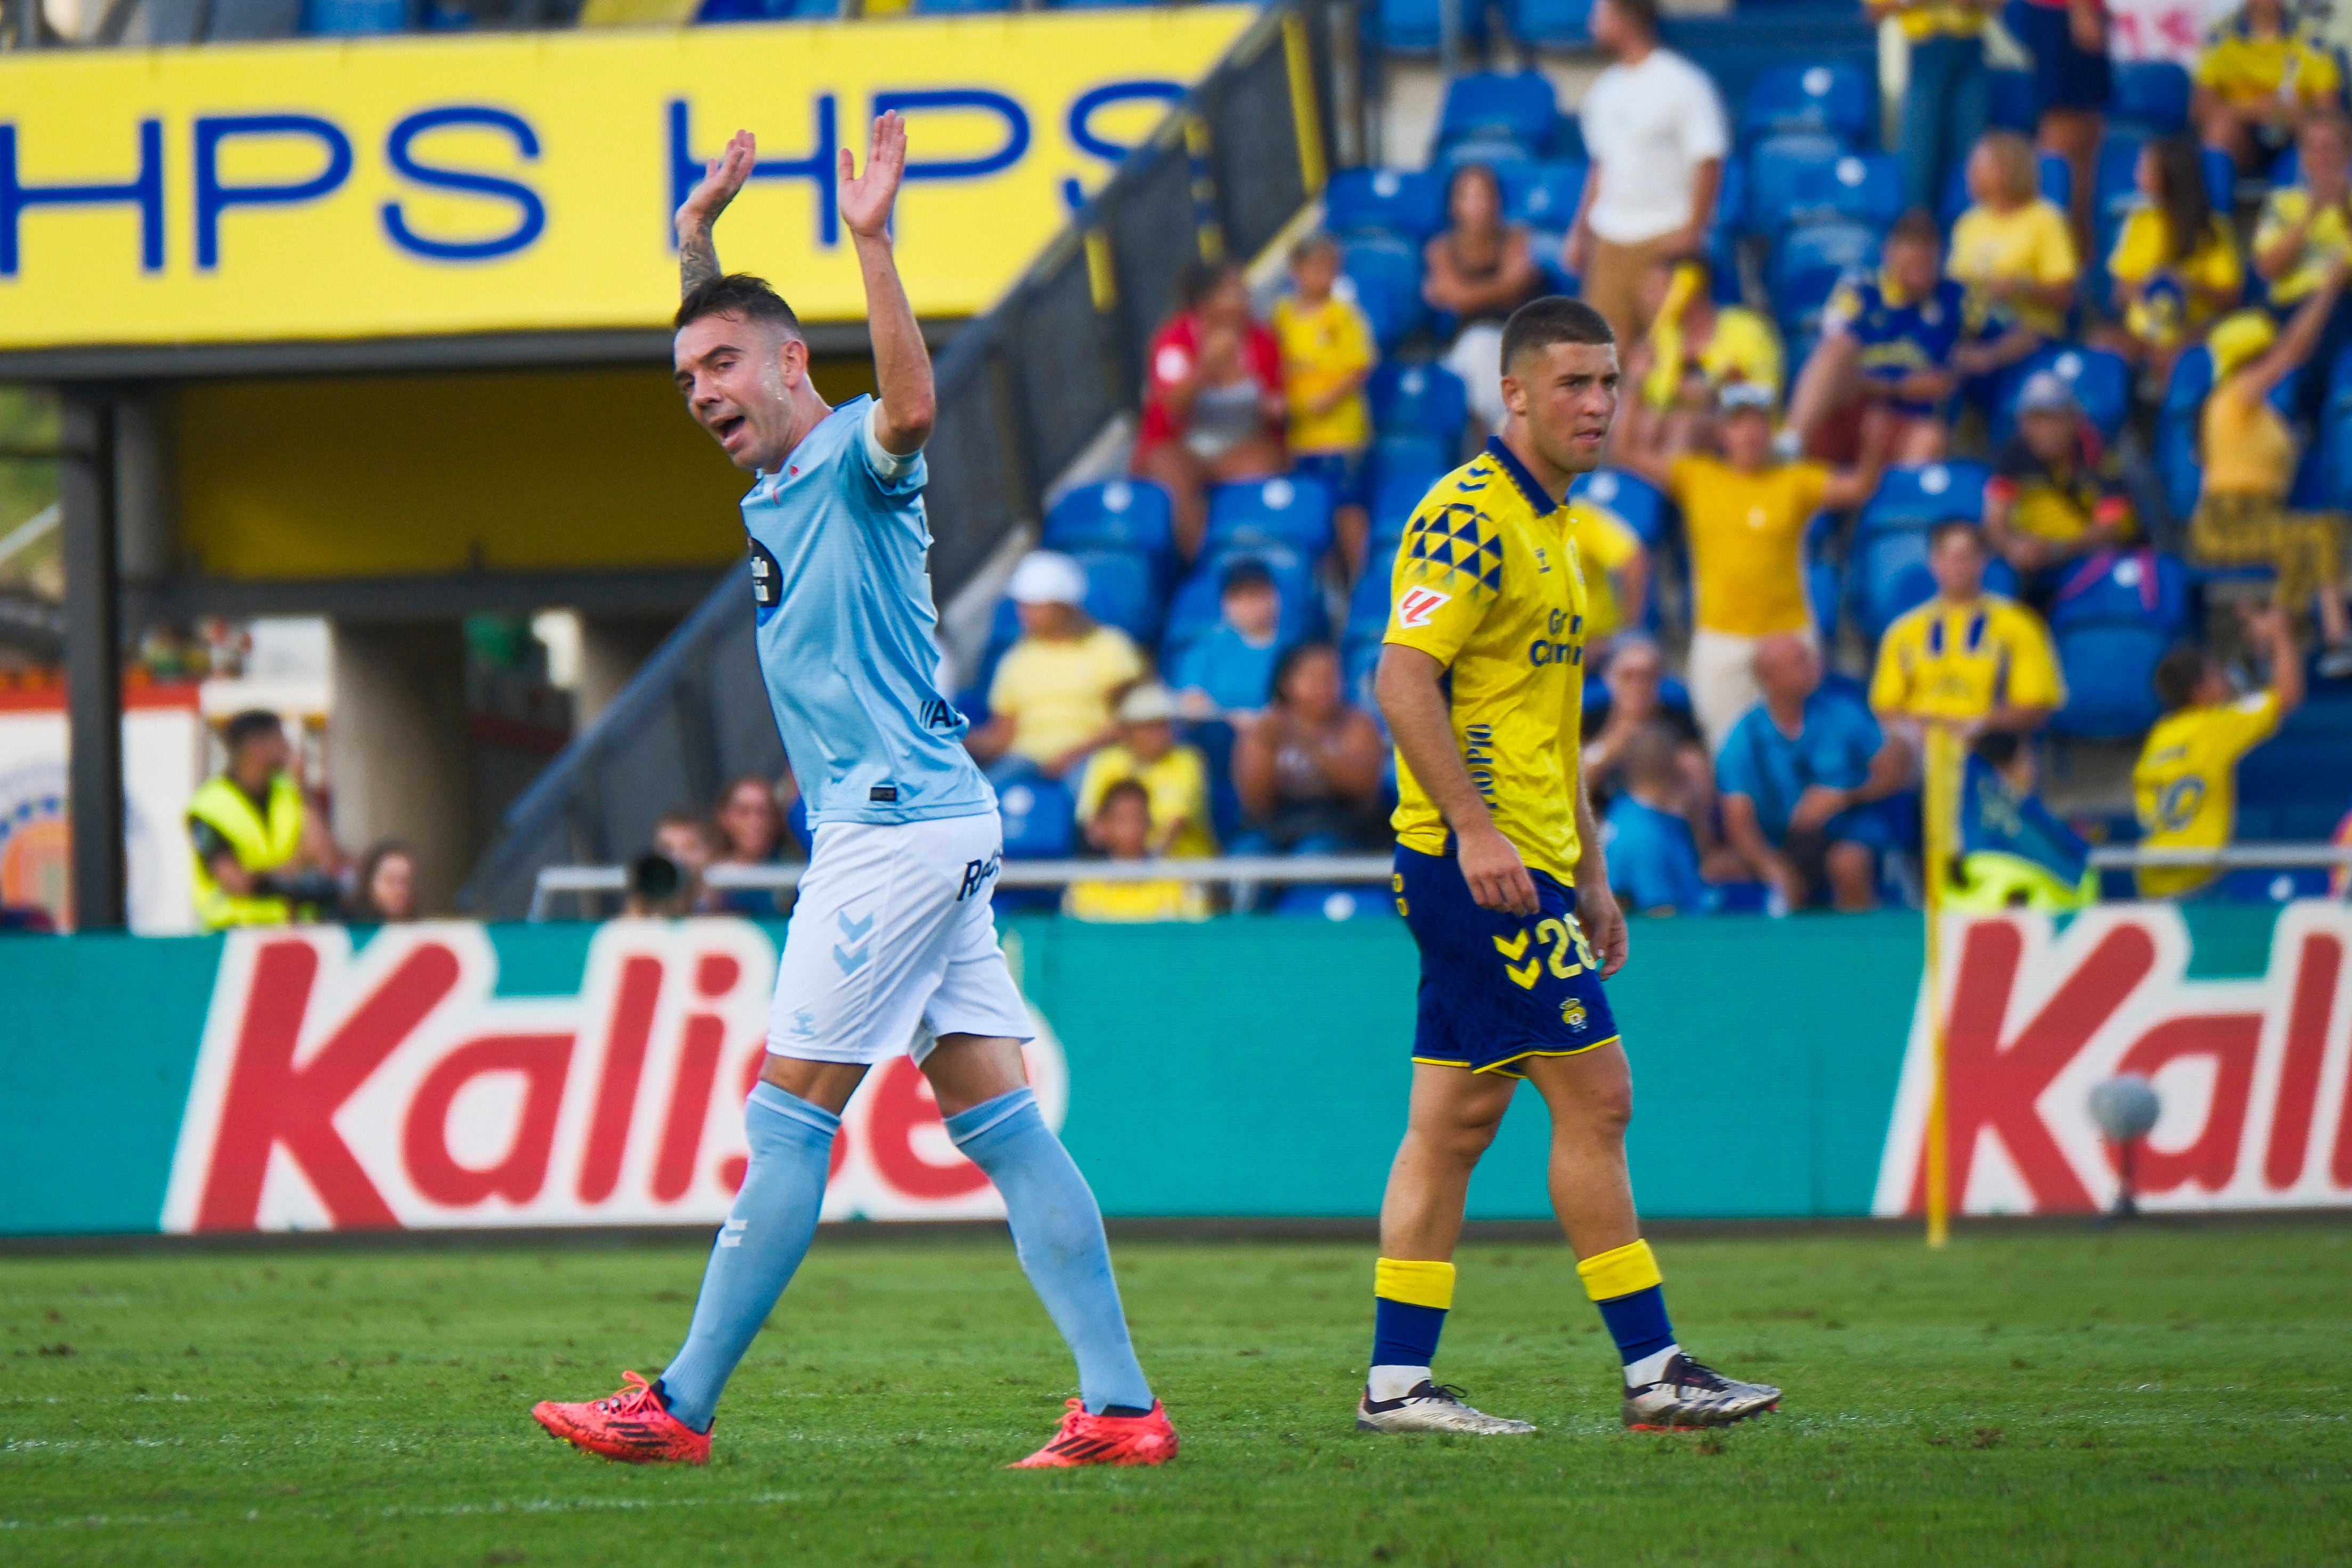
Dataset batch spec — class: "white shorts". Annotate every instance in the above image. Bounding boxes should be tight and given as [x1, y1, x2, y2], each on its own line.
[766, 812, 1033, 1065]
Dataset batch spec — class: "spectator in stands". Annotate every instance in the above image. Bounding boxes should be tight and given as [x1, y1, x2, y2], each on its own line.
[1622, 381, 1884, 752]
[1075, 682, 1218, 859]
[1274, 232, 1378, 577]
[1604, 722, 1711, 917]
[1717, 633, 1908, 912]
[2254, 111, 2352, 424]
[2195, 288, 2352, 676]
[1425, 163, 1547, 440]
[1063, 779, 1211, 923]
[188, 709, 344, 930]
[2193, 0, 2343, 172]
[1947, 729, 2094, 911]
[1945, 129, 2079, 345]
[1622, 257, 1784, 456]
[970, 550, 1146, 779]
[2098, 133, 2244, 377]
[1879, 0, 1998, 215]
[1172, 557, 1284, 717]
[2134, 603, 2305, 897]
[1983, 370, 2137, 582]
[348, 839, 418, 924]
[652, 812, 721, 914]
[1785, 209, 2034, 464]
[1134, 259, 1287, 561]
[1870, 520, 2066, 736]
[1231, 641, 1388, 852]
[1583, 639, 1744, 879]
[1567, 0, 1729, 352]
[1564, 492, 1651, 654]
[709, 774, 791, 917]
[2004, 0, 2111, 250]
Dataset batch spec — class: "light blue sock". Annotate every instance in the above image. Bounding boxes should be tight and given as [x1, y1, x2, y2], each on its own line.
[657, 1082, 836, 1432]
[946, 1088, 1154, 1415]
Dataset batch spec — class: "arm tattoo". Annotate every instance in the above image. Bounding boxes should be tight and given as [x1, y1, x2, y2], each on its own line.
[680, 227, 723, 297]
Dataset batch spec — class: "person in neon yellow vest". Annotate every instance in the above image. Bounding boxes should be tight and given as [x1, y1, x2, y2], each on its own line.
[186, 710, 343, 929]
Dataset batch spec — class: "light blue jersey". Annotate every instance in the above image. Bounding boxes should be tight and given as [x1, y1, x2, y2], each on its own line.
[742, 396, 994, 828]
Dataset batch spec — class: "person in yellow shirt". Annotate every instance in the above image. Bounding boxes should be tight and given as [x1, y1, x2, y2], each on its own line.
[1946, 130, 2080, 341]
[1621, 258, 1783, 455]
[1061, 779, 1212, 922]
[2253, 112, 2352, 427]
[1563, 493, 1650, 651]
[2194, 275, 2352, 677]
[970, 551, 1146, 778]
[2193, 0, 2345, 170]
[2099, 134, 2244, 377]
[1869, 519, 2066, 734]
[1873, 0, 1998, 214]
[2133, 604, 2304, 897]
[1073, 682, 1219, 859]
[187, 709, 344, 929]
[1272, 232, 1379, 578]
[1621, 381, 1882, 750]
[1982, 371, 2137, 577]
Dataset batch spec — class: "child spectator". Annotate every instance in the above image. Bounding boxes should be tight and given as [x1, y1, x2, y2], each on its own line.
[1946, 130, 2080, 344]
[1272, 232, 1378, 578]
[349, 839, 419, 923]
[2134, 603, 2304, 897]
[1870, 520, 2066, 736]
[1231, 642, 1388, 852]
[1426, 162, 1548, 438]
[1623, 257, 1784, 456]
[1983, 371, 2137, 579]
[709, 774, 791, 917]
[1947, 729, 2094, 911]
[1717, 633, 1909, 912]
[1075, 682, 1218, 859]
[1785, 209, 2035, 464]
[1134, 260, 1287, 561]
[1603, 722, 1711, 916]
[1172, 557, 1285, 718]
[1879, 0, 1998, 215]
[1063, 779, 1210, 923]
[971, 551, 1145, 779]
[2195, 288, 2352, 675]
[2193, 0, 2343, 172]
[2098, 133, 2244, 377]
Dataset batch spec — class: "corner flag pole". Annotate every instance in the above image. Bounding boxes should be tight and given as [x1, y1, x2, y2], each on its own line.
[1921, 722, 1961, 1250]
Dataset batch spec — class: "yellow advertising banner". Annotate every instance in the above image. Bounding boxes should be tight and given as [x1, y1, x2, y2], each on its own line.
[0, 9, 1252, 349]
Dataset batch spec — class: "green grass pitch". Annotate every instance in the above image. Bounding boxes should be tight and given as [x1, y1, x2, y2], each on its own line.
[3, 1223, 2348, 1565]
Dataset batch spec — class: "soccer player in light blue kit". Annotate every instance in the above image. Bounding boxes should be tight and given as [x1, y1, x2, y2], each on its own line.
[532, 115, 1175, 1470]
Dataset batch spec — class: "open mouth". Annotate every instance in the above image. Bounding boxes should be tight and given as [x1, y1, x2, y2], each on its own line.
[712, 413, 747, 446]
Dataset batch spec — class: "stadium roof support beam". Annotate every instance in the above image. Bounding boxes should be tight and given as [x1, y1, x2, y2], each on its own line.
[60, 389, 126, 932]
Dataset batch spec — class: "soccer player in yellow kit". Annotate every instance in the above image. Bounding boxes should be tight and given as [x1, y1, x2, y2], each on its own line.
[1357, 297, 1781, 1435]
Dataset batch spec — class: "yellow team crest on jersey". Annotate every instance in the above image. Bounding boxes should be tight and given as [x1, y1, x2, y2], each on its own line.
[1560, 997, 1588, 1031]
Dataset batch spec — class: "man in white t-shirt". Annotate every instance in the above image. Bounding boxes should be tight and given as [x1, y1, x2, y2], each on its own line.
[1566, 0, 1729, 352]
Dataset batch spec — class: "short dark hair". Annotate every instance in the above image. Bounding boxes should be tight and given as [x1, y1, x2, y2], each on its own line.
[1501, 295, 1613, 373]
[675, 273, 804, 337]
[223, 709, 283, 753]
[1929, 517, 1986, 551]
[1889, 208, 1943, 249]
[1220, 557, 1276, 594]
[1097, 778, 1152, 817]
[1271, 639, 1338, 700]
[1603, 0, 1659, 34]
[1180, 258, 1245, 311]
[1289, 229, 1340, 265]
[2153, 644, 2210, 712]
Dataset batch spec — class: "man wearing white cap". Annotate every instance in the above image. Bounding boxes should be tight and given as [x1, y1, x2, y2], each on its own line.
[1983, 370, 2135, 581]
[969, 550, 1144, 779]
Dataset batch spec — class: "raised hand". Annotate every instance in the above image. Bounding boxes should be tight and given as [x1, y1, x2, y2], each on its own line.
[677, 129, 756, 295]
[840, 112, 907, 241]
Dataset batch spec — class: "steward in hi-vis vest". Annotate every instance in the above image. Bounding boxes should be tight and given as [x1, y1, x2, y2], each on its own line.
[187, 710, 340, 929]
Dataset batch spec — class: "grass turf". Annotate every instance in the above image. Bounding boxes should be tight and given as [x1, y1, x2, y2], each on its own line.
[2, 1224, 2347, 1565]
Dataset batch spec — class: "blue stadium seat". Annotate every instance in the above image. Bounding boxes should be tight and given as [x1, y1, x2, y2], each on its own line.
[1988, 68, 2038, 131]
[1323, 167, 1446, 243]
[1742, 62, 1874, 146]
[1069, 546, 1161, 646]
[997, 777, 1075, 860]
[2157, 343, 2212, 521]
[1567, 467, 1670, 549]
[1748, 145, 1902, 234]
[1205, 475, 1335, 558]
[2200, 145, 2235, 213]
[1769, 222, 1880, 340]
[2275, 143, 2304, 186]
[1438, 139, 1534, 182]
[1370, 460, 1448, 553]
[2218, 867, 2335, 903]
[2049, 548, 2192, 634]
[2110, 60, 2192, 134]
[1498, 160, 1587, 230]
[1342, 638, 1383, 714]
[1501, 0, 1591, 47]
[1043, 478, 1175, 566]
[1991, 344, 2133, 445]
[1341, 237, 1428, 352]
[304, 0, 405, 30]
[2049, 551, 2191, 739]
[1858, 461, 1992, 534]
[1367, 360, 1469, 446]
[1738, 132, 1844, 233]
[2093, 134, 2144, 239]
[1273, 884, 1398, 919]
[907, 0, 1003, 11]
[1346, 558, 1394, 643]
[1434, 71, 1558, 154]
[1368, 432, 1452, 493]
[1163, 545, 1321, 663]
[1368, 0, 1482, 53]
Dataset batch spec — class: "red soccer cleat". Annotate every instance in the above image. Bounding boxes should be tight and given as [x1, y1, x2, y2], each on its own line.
[532, 1371, 712, 1465]
[1008, 1398, 1179, 1468]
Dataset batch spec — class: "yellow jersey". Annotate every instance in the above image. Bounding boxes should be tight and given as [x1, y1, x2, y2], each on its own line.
[2107, 207, 2244, 347]
[2201, 380, 2297, 499]
[1884, 0, 1987, 39]
[1869, 594, 2065, 723]
[2195, 24, 2342, 110]
[1062, 876, 1212, 922]
[1946, 200, 2079, 338]
[1384, 438, 1591, 883]
[2253, 186, 2352, 306]
[986, 624, 1145, 765]
[1668, 454, 1826, 639]
[1563, 498, 1644, 639]
[2134, 690, 2283, 897]
[1270, 293, 1376, 454]
[1074, 742, 1218, 858]
[1639, 305, 1784, 411]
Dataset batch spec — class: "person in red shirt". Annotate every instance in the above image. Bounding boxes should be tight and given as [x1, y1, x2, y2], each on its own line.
[1134, 259, 1287, 559]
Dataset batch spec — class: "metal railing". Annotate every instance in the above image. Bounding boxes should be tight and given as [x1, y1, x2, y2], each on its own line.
[2085, 843, 2352, 871]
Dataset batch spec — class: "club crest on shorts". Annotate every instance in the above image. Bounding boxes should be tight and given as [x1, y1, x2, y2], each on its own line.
[1561, 997, 1588, 1031]
[1396, 585, 1451, 627]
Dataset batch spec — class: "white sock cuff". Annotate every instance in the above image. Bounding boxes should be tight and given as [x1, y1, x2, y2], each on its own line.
[1623, 1343, 1681, 1387]
[1368, 1364, 1431, 1402]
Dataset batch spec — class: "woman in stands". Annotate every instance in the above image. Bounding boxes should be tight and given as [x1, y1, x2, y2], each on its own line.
[2098, 133, 2244, 382]
[1945, 129, 2078, 346]
[2253, 112, 2352, 423]
[348, 840, 419, 923]
[1619, 256, 1782, 456]
[2195, 270, 2352, 678]
[2193, 0, 2343, 173]
[1133, 259, 1288, 561]
[1424, 162, 1546, 440]
[709, 774, 798, 918]
[1230, 641, 1389, 854]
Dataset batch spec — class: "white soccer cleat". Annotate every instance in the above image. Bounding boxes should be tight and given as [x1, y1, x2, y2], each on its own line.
[1621, 1352, 1781, 1430]
[1355, 1380, 1537, 1435]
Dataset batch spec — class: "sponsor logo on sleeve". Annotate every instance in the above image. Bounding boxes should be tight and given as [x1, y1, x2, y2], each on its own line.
[1396, 585, 1451, 628]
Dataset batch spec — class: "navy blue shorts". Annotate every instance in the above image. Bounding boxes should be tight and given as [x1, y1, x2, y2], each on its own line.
[1392, 843, 1622, 1077]
[2005, 0, 2111, 112]
[1292, 451, 1369, 510]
